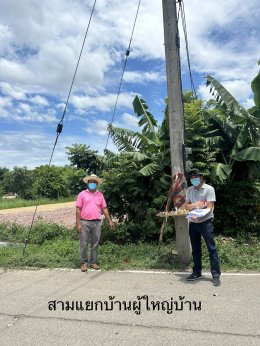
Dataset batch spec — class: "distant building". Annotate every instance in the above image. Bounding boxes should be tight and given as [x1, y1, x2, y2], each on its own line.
[2, 192, 19, 199]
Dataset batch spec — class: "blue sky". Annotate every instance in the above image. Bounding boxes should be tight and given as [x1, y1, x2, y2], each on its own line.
[0, 0, 259, 169]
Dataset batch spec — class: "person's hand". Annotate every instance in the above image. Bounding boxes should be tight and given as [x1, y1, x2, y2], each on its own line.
[194, 201, 207, 209]
[76, 223, 82, 234]
[191, 216, 198, 222]
[108, 220, 114, 230]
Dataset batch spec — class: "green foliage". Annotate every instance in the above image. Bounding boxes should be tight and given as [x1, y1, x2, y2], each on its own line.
[2, 167, 34, 198]
[101, 95, 173, 242]
[0, 223, 28, 243]
[0, 185, 5, 197]
[28, 223, 76, 245]
[0, 241, 79, 269]
[62, 166, 86, 195]
[214, 181, 260, 236]
[0, 165, 83, 200]
[251, 60, 260, 109]
[0, 167, 9, 180]
[183, 92, 218, 175]
[33, 165, 69, 199]
[211, 163, 232, 182]
[0, 222, 259, 271]
[66, 144, 102, 174]
[233, 147, 260, 162]
[100, 223, 132, 244]
[0, 167, 9, 196]
[132, 96, 159, 143]
[0, 222, 77, 245]
[101, 157, 171, 242]
[107, 125, 141, 152]
[206, 71, 260, 182]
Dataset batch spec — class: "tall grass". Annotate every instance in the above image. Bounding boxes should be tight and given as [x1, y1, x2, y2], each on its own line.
[0, 196, 76, 210]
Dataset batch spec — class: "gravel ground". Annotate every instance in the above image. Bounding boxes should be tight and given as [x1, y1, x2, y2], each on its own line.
[0, 202, 76, 229]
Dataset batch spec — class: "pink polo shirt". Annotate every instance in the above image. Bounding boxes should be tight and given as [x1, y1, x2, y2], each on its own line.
[75, 189, 107, 220]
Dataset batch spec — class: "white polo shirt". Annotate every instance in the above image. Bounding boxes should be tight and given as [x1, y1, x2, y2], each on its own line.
[186, 183, 216, 223]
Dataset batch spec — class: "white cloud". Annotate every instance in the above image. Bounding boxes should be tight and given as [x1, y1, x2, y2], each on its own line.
[19, 103, 32, 113]
[181, 0, 260, 82]
[56, 103, 66, 110]
[71, 92, 135, 113]
[123, 71, 165, 84]
[0, 98, 58, 123]
[0, 82, 26, 100]
[0, 24, 14, 54]
[221, 80, 252, 101]
[30, 95, 49, 106]
[84, 119, 108, 136]
[0, 130, 86, 169]
[0, 96, 12, 107]
[114, 112, 139, 131]
[242, 98, 255, 110]
[121, 113, 139, 129]
[197, 84, 212, 103]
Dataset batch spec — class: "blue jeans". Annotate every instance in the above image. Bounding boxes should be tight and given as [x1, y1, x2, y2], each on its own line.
[189, 219, 221, 278]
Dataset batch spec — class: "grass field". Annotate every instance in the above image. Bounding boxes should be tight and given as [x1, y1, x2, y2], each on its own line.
[0, 196, 76, 210]
[0, 222, 259, 271]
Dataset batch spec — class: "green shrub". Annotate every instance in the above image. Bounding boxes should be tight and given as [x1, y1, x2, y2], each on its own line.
[0, 222, 77, 245]
[0, 223, 28, 243]
[100, 223, 132, 244]
[28, 223, 77, 244]
[214, 181, 260, 236]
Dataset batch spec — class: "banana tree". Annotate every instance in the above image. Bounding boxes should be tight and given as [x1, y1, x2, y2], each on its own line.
[101, 96, 171, 228]
[205, 64, 260, 181]
[105, 95, 168, 177]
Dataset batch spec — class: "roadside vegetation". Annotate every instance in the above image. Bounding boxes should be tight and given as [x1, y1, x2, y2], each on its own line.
[0, 222, 259, 271]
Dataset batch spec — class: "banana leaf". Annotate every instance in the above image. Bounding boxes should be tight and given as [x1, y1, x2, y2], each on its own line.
[233, 147, 260, 161]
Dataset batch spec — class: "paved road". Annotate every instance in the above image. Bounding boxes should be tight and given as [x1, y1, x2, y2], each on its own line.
[0, 269, 259, 346]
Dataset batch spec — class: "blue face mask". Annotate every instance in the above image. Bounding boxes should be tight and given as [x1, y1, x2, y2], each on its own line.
[190, 177, 201, 187]
[88, 182, 97, 190]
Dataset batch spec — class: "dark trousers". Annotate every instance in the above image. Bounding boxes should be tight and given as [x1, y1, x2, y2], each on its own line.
[189, 219, 221, 278]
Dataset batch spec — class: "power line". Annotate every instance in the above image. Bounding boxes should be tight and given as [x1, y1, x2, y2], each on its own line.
[104, 0, 142, 151]
[23, 0, 97, 255]
[179, 0, 197, 98]
[49, 0, 97, 165]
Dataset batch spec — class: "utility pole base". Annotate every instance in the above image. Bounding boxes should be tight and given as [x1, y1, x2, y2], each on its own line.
[175, 216, 191, 263]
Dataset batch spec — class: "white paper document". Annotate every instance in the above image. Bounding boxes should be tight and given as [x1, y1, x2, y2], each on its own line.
[186, 208, 211, 219]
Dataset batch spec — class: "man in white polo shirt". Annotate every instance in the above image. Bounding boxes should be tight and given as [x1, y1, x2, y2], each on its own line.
[185, 168, 221, 286]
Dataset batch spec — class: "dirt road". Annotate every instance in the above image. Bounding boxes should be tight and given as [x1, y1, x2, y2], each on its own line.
[0, 202, 76, 228]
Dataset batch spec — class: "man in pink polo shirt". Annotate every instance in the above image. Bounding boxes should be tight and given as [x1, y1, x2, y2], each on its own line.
[76, 174, 113, 272]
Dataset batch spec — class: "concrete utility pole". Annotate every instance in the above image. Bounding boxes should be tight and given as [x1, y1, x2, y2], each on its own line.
[162, 0, 191, 263]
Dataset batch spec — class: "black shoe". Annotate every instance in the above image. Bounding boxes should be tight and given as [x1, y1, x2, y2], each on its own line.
[186, 273, 202, 281]
[212, 276, 221, 286]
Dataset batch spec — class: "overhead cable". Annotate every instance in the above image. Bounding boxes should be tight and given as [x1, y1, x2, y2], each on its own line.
[104, 0, 142, 151]
[23, 0, 97, 255]
[179, 0, 197, 98]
